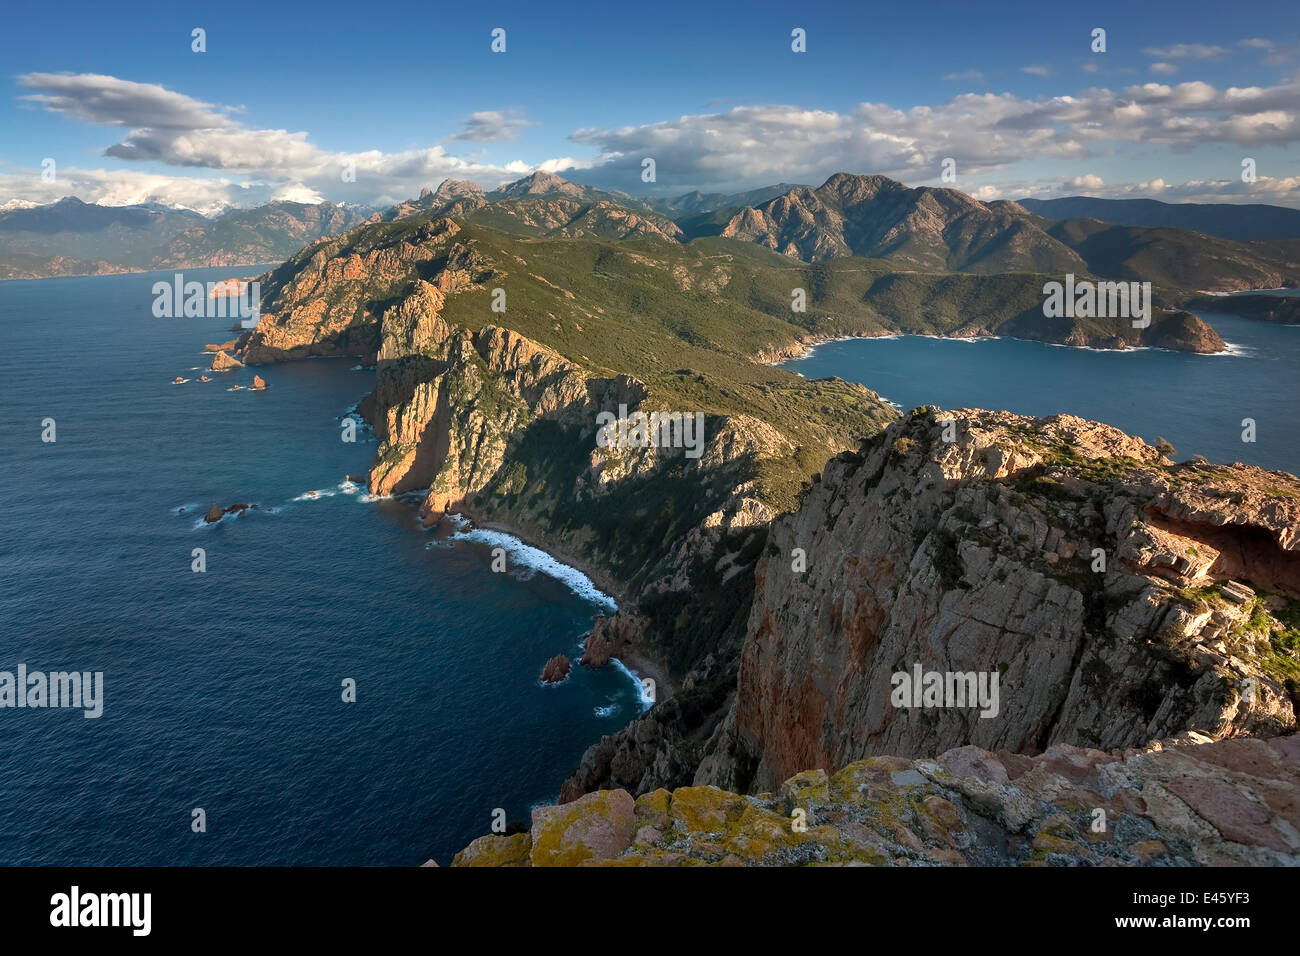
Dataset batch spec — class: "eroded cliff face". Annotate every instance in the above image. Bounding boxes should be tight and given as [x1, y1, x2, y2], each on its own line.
[237, 213, 894, 706]
[699, 408, 1299, 793]
[449, 733, 1300, 866]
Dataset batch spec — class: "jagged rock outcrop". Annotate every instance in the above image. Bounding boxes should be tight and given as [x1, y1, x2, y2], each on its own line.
[251, 375, 267, 390]
[451, 733, 1300, 866]
[541, 654, 571, 684]
[203, 502, 255, 523]
[209, 350, 243, 371]
[699, 408, 1299, 793]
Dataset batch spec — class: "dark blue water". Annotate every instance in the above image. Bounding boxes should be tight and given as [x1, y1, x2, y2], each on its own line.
[0, 267, 645, 866]
[782, 312, 1300, 474]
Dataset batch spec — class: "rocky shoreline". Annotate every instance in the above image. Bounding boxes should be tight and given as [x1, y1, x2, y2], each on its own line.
[207, 212, 1299, 867]
[764, 318, 1228, 367]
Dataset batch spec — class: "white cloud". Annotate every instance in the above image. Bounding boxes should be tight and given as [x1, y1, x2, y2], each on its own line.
[450, 110, 536, 143]
[1021, 65, 1052, 77]
[1150, 62, 1177, 75]
[13, 70, 1300, 211]
[10, 73, 572, 209]
[17, 73, 233, 129]
[1142, 44, 1229, 59]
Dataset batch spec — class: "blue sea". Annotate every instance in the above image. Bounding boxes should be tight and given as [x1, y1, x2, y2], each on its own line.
[3, 271, 1296, 868]
[781, 310, 1300, 475]
[0, 267, 647, 866]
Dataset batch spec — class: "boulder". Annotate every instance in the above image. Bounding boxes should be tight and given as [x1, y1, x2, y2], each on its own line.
[209, 350, 243, 371]
[541, 654, 571, 684]
[251, 375, 268, 390]
[529, 789, 635, 866]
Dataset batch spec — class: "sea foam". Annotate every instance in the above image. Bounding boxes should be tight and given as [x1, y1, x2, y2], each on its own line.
[449, 525, 617, 611]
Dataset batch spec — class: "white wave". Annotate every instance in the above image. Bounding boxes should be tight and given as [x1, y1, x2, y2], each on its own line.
[172, 378, 190, 384]
[292, 489, 336, 502]
[449, 526, 618, 610]
[594, 704, 618, 718]
[1200, 341, 1253, 357]
[914, 333, 997, 343]
[608, 657, 656, 711]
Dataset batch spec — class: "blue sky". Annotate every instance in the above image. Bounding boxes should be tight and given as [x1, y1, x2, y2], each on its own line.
[3, 0, 1299, 212]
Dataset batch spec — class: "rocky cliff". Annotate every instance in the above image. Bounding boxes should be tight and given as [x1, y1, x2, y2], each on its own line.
[239, 211, 898, 719]
[229, 204, 1299, 870]
[450, 733, 1300, 866]
[697, 408, 1299, 793]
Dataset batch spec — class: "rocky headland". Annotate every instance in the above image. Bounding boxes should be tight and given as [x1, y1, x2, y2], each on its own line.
[219, 196, 1299, 866]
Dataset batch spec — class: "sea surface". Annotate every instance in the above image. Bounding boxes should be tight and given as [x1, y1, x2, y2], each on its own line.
[4, 272, 1296, 868]
[781, 309, 1300, 475]
[0, 266, 647, 866]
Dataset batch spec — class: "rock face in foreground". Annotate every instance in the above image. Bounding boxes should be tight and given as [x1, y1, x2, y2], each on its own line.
[701, 408, 1300, 793]
[449, 734, 1300, 866]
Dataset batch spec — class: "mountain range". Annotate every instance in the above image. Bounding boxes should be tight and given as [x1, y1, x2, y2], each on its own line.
[1019, 196, 1300, 242]
[7, 173, 1300, 297]
[0, 196, 374, 278]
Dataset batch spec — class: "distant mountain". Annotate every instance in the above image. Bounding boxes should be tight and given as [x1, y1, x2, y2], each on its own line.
[385, 173, 682, 242]
[646, 183, 805, 218]
[485, 171, 643, 209]
[11, 174, 1300, 291]
[156, 201, 374, 268]
[720, 173, 1085, 273]
[0, 197, 205, 265]
[705, 173, 1300, 291]
[1019, 196, 1300, 242]
[0, 251, 127, 281]
[383, 180, 488, 221]
[1044, 218, 1300, 293]
[0, 198, 374, 277]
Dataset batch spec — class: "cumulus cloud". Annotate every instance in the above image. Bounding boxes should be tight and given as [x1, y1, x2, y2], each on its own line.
[0, 166, 254, 215]
[563, 73, 1300, 193]
[13, 69, 1300, 211]
[17, 73, 233, 129]
[1142, 43, 1229, 59]
[10, 73, 561, 210]
[450, 110, 536, 142]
